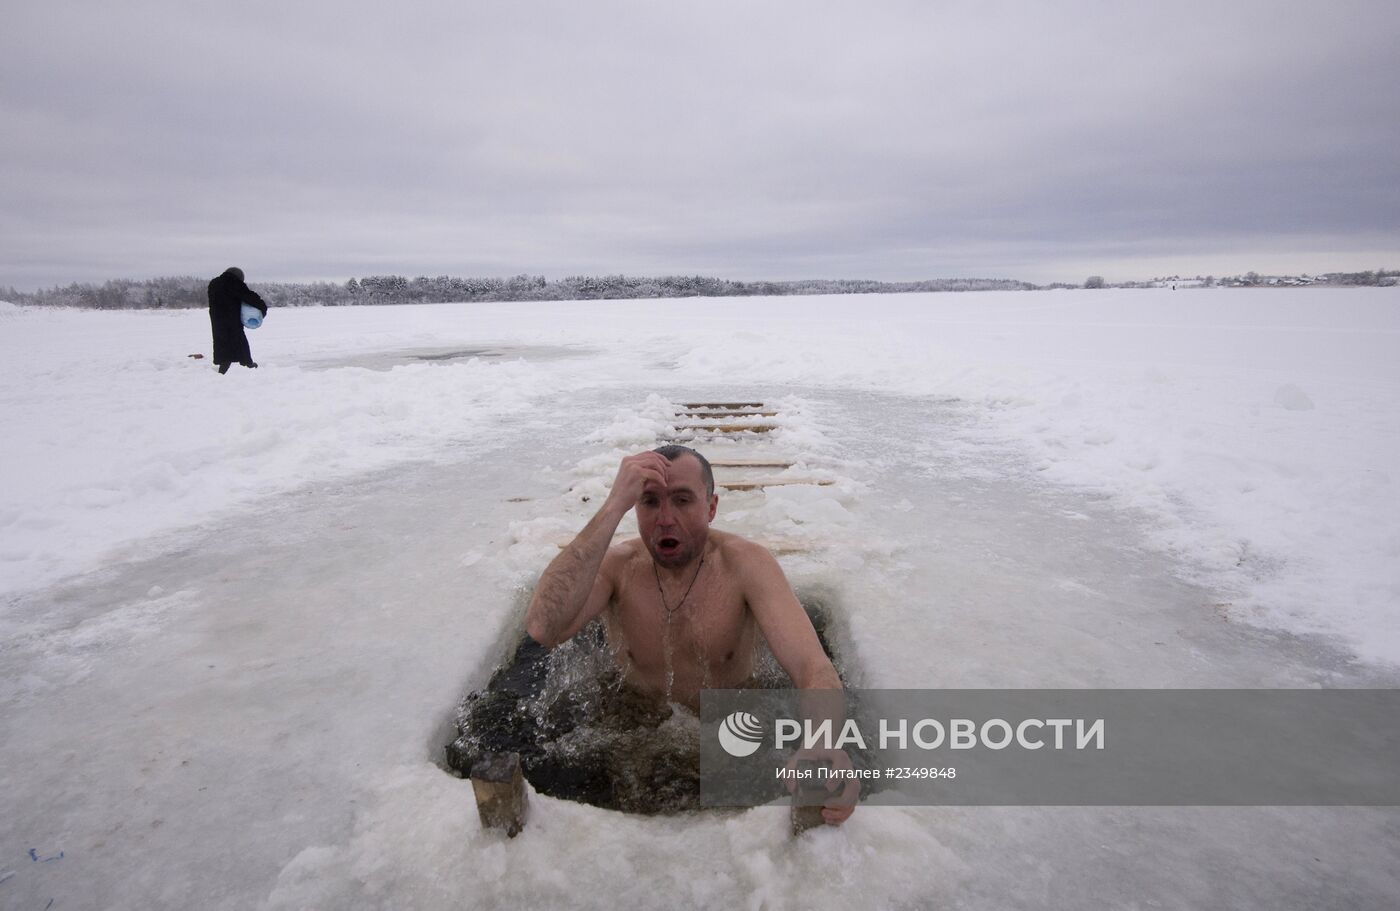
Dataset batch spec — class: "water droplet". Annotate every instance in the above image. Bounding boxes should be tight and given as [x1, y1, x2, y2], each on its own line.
[662, 609, 675, 700]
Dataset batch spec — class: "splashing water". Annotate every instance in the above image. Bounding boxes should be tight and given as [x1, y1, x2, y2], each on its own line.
[445, 597, 845, 815]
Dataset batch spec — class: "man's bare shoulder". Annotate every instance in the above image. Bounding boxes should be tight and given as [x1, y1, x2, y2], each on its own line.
[709, 531, 796, 608]
[707, 529, 779, 570]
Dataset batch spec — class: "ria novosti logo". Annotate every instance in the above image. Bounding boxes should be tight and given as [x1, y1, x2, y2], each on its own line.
[717, 711, 1107, 757]
[717, 711, 765, 757]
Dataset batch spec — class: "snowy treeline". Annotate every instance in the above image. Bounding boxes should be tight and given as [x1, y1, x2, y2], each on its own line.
[1111, 270, 1399, 289]
[6, 268, 1393, 310]
[2, 273, 1034, 310]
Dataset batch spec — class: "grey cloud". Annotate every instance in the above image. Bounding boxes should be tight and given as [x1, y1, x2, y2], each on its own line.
[2, 0, 1397, 290]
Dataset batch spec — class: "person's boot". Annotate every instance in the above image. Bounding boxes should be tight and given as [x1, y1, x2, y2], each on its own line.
[217, 362, 230, 375]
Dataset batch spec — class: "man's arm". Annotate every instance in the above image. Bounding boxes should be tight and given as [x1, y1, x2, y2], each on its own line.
[525, 451, 671, 647]
[741, 542, 842, 690]
[742, 541, 856, 824]
[525, 502, 624, 647]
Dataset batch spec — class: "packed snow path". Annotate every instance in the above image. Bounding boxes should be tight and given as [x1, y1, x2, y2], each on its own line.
[2, 387, 1396, 910]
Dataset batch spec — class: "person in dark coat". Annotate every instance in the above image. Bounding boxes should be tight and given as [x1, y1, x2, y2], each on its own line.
[207, 267, 268, 374]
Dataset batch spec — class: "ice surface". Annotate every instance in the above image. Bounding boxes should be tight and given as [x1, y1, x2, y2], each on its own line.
[3, 290, 1397, 663]
[2, 289, 1399, 908]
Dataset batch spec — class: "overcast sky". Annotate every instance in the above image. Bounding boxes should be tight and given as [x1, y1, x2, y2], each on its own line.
[3, 0, 1397, 290]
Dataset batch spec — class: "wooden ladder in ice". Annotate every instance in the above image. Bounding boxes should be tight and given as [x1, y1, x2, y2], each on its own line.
[667, 400, 834, 494]
[662, 398, 834, 560]
[549, 398, 833, 554]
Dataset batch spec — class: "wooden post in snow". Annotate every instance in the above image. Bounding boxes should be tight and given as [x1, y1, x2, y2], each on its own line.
[791, 799, 826, 836]
[470, 752, 528, 837]
[790, 758, 830, 836]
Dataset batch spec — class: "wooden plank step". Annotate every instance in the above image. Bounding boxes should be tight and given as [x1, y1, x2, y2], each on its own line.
[710, 459, 795, 469]
[673, 422, 778, 433]
[677, 410, 778, 418]
[680, 402, 766, 409]
[719, 478, 834, 492]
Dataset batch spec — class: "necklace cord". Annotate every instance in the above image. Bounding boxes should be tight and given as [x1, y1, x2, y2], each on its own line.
[654, 551, 705, 615]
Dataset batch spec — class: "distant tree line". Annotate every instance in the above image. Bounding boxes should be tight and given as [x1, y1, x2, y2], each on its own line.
[4, 268, 1393, 310]
[1112, 270, 1399, 289]
[1, 273, 1035, 310]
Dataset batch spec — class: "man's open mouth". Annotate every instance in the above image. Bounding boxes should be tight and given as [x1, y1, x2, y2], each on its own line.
[657, 536, 681, 552]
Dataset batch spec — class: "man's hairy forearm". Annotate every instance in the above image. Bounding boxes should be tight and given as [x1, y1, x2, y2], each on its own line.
[798, 659, 843, 691]
[525, 500, 626, 646]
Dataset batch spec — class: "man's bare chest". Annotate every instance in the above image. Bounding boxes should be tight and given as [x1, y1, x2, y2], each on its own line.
[606, 569, 754, 666]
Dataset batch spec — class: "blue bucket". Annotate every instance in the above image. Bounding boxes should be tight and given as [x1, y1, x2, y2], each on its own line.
[241, 304, 263, 329]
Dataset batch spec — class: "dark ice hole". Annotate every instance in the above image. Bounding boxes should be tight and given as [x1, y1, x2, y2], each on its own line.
[444, 590, 853, 815]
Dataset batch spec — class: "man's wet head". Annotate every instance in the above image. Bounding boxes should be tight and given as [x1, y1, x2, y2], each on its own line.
[638, 445, 717, 569]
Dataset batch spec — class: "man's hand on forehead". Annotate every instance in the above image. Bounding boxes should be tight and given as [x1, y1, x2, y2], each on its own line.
[606, 451, 672, 512]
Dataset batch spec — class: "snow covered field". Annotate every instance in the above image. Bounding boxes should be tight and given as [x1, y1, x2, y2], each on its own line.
[1, 288, 1398, 908]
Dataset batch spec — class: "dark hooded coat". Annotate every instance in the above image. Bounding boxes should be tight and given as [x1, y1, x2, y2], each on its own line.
[207, 268, 268, 366]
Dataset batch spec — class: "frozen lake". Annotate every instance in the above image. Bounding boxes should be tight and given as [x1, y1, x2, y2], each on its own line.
[1, 289, 1398, 908]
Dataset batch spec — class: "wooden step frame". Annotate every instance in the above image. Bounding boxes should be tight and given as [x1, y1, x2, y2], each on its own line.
[710, 459, 796, 469]
[677, 410, 778, 418]
[673, 422, 778, 434]
[718, 478, 834, 492]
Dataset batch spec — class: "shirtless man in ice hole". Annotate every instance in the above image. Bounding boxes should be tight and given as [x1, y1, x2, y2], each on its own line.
[526, 444, 856, 825]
